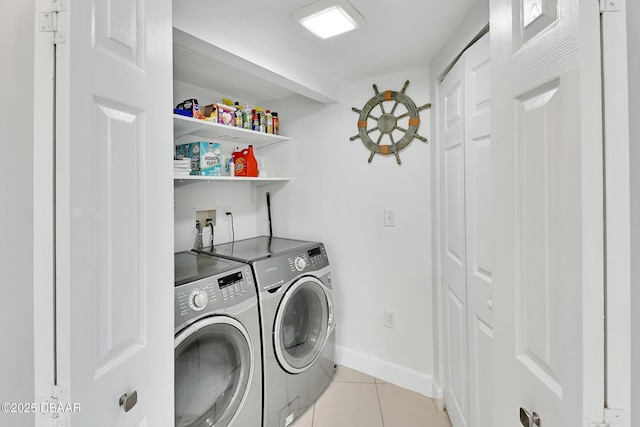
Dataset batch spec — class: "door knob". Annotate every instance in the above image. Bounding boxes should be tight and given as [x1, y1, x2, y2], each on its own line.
[119, 390, 138, 413]
[520, 407, 541, 426]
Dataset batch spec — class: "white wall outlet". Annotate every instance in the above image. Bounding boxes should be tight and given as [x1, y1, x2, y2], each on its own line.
[384, 209, 395, 227]
[384, 310, 395, 329]
[222, 206, 231, 221]
[195, 209, 216, 227]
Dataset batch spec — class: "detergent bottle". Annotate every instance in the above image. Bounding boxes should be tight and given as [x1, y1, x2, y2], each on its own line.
[232, 146, 246, 176]
[244, 145, 258, 177]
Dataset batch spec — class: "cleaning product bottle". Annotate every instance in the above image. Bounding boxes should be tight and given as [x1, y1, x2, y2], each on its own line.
[234, 102, 243, 127]
[256, 107, 266, 133]
[222, 153, 233, 176]
[252, 111, 260, 132]
[232, 146, 246, 176]
[243, 105, 252, 130]
[266, 110, 273, 134]
[244, 145, 258, 177]
[272, 112, 279, 135]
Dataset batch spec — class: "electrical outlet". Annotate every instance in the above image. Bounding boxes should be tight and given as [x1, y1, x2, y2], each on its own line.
[195, 209, 216, 229]
[222, 206, 231, 221]
[384, 310, 395, 329]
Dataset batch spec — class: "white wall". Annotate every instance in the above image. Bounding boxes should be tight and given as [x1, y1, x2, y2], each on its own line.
[0, 2, 35, 426]
[255, 68, 434, 396]
[627, 0, 640, 421]
[174, 179, 267, 250]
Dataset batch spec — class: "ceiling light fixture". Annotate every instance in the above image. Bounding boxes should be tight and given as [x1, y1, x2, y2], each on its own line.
[294, 0, 365, 39]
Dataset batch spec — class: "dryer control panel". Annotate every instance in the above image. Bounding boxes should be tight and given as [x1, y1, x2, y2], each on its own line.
[287, 245, 328, 273]
[252, 243, 330, 292]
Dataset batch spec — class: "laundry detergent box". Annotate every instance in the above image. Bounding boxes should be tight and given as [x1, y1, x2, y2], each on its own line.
[175, 143, 192, 160]
[185, 142, 222, 176]
[216, 104, 236, 126]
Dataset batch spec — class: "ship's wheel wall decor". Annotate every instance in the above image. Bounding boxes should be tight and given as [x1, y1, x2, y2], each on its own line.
[350, 80, 431, 165]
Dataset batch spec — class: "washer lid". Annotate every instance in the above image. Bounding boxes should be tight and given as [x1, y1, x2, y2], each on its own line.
[199, 236, 317, 262]
[174, 251, 245, 287]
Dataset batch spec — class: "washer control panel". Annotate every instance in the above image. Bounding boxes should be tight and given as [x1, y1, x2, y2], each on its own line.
[217, 270, 248, 302]
[175, 265, 255, 329]
[176, 281, 218, 318]
[190, 289, 209, 311]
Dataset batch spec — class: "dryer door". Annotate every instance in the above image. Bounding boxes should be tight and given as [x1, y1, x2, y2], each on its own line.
[174, 316, 254, 427]
[274, 276, 333, 374]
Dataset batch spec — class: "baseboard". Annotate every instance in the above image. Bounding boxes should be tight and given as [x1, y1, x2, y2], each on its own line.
[335, 345, 434, 398]
[431, 379, 445, 411]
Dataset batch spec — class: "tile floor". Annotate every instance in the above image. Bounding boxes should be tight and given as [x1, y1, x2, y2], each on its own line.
[290, 366, 452, 427]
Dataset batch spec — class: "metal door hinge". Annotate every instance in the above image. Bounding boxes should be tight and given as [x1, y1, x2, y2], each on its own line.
[52, 0, 66, 12]
[39, 0, 66, 44]
[589, 408, 626, 427]
[604, 408, 626, 425]
[600, 0, 622, 13]
[39, 385, 65, 419]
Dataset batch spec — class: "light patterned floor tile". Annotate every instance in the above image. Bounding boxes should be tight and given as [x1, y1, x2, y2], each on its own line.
[313, 382, 383, 427]
[377, 383, 452, 427]
[332, 365, 375, 383]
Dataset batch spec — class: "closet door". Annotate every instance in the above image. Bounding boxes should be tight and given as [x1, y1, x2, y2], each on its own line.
[441, 56, 469, 427]
[55, 0, 174, 424]
[440, 33, 491, 427]
[463, 34, 492, 427]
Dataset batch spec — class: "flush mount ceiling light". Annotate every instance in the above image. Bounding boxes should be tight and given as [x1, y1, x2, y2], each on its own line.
[294, 0, 365, 39]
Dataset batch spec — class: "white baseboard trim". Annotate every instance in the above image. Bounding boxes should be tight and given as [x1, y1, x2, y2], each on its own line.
[431, 379, 445, 411]
[335, 345, 434, 398]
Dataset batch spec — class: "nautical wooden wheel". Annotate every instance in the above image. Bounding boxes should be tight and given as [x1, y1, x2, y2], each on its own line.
[350, 80, 431, 164]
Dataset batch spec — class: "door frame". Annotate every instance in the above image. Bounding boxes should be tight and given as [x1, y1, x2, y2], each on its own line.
[33, 0, 57, 424]
[429, 2, 489, 412]
[600, 1, 631, 420]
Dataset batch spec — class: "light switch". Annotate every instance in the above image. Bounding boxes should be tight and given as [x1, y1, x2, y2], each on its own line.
[384, 209, 395, 227]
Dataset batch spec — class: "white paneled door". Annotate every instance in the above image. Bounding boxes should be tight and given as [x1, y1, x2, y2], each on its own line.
[462, 34, 492, 427]
[440, 33, 491, 427]
[491, 0, 605, 426]
[441, 53, 468, 427]
[55, 0, 174, 425]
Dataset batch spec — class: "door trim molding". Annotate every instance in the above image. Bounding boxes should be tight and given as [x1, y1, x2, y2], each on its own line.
[34, 0, 57, 424]
[601, 0, 631, 420]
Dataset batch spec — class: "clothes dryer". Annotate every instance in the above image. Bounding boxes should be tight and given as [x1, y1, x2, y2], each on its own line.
[199, 236, 336, 427]
[174, 251, 262, 427]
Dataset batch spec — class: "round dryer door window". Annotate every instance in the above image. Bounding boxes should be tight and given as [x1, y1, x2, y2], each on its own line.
[174, 316, 254, 427]
[274, 276, 331, 374]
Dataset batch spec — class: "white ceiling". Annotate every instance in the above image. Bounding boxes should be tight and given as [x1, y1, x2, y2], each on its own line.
[173, 0, 486, 103]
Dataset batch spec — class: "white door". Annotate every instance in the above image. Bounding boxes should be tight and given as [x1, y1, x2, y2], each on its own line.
[55, 0, 174, 425]
[491, 0, 605, 426]
[440, 33, 492, 427]
[441, 55, 469, 427]
[462, 34, 492, 427]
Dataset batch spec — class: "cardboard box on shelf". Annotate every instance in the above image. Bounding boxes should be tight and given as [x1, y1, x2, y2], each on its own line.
[175, 142, 222, 176]
[216, 103, 236, 126]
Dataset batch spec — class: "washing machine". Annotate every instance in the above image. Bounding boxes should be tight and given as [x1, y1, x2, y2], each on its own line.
[174, 250, 262, 427]
[199, 236, 336, 427]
